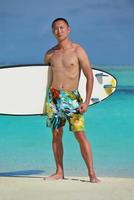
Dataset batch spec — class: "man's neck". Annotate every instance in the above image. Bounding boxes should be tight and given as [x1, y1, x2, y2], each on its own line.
[57, 38, 72, 50]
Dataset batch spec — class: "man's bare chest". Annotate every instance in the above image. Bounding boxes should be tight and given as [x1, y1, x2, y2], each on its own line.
[50, 51, 79, 68]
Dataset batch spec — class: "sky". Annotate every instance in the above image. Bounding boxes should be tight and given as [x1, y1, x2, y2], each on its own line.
[0, 0, 134, 65]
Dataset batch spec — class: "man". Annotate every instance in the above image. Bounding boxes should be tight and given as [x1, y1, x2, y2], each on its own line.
[44, 18, 100, 183]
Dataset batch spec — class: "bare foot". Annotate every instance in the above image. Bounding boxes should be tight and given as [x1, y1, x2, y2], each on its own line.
[44, 173, 64, 181]
[90, 176, 100, 183]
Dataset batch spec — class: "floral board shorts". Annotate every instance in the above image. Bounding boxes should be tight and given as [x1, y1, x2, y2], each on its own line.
[45, 87, 85, 132]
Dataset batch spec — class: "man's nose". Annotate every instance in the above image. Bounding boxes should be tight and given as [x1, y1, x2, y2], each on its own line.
[57, 28, 62, 33]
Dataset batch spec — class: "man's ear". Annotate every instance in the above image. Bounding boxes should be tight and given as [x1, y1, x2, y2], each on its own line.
[68, 27, 71, 33]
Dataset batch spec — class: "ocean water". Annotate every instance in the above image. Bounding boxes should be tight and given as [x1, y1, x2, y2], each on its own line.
[0, 65, 134, 178]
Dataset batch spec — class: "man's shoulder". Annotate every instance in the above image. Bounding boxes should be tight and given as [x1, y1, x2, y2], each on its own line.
[46, 46, 57, 56]
[72, 43, 84, 51]
[72, 43, 86, 54]
[44, 46, 57, 64]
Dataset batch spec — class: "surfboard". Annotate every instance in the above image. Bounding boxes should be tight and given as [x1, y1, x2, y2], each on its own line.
[0, 65, 117, 115]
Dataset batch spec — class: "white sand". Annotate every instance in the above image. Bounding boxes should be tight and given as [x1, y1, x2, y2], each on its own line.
[0, 176, 134, 200]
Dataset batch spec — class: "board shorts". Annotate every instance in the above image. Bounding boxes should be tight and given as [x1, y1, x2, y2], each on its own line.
[45, 87, 85, 132]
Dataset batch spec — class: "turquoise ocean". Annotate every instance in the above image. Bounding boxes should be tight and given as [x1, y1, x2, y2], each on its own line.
[0, 65, 134, 178]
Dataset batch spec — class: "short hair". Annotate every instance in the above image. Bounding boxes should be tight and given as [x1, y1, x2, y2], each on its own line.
[51, 18, 70, 29]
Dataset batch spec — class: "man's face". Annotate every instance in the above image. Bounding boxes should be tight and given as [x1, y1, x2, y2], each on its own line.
[52, 20, 71, 41]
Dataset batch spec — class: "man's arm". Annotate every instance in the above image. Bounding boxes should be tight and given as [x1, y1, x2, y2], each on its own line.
[44, 52, 53, 88]
[44, 51, 50, 65]
[76, 46, 94, 113]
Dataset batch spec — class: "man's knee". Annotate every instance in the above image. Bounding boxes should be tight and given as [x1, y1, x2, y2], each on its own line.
[74, 131, 86, 142]
[52, 128, 63, 143]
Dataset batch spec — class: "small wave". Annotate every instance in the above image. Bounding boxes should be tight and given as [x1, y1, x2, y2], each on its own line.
[117, 85, 134, 94]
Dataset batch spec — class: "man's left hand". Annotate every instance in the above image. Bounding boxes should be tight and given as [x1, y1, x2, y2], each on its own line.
[77, 103, 88, 114]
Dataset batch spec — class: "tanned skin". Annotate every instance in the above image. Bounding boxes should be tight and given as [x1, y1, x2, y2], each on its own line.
[44, 19, 100, 183]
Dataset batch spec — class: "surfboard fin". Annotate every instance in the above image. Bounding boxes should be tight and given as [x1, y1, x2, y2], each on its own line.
[91, 98, 100, 103]
[103, 84, 116, 88]
[95, 73, 108, 77]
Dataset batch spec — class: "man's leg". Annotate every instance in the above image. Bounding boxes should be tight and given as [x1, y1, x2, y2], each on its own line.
[74, 131, 100, 183]
[46, 127, 64, 180]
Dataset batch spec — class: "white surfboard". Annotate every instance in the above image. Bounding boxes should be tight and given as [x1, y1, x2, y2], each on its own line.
[0, 65, 117, 115]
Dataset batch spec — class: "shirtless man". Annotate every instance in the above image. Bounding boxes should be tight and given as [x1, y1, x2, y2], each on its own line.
[44, 18, 100, 183]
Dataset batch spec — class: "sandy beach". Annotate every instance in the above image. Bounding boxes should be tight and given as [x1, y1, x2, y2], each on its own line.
[0, 176, 134, 200]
